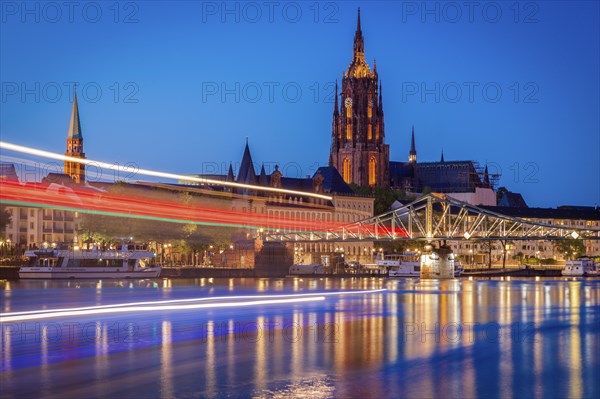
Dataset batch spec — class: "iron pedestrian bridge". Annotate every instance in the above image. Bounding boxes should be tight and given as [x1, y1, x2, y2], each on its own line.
[265, 194, 600, 243]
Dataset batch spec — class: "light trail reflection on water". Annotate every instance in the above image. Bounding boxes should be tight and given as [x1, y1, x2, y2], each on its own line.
[1, 277, 599, 398]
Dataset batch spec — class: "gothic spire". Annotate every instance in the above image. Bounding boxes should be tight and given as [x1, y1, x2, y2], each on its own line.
[409, 126, 417, 163]
[259, 163, 269, 186]
[353, 8, 364, 63]
[483, 164, 490, 186]
[333, 80, 339, 116]
[226, 163, 234, 181]
[68, 88, 82, 139]
[237, 140, 256, 184]
[440, 149, 445, 162]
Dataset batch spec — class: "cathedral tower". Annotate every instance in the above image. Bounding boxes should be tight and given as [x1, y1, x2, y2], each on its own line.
[329, 8, 390, 187]
[64, 89, 86, 183]
[409, 126, 417, 163]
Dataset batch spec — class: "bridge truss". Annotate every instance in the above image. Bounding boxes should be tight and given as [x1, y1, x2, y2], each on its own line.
[265, 194, 600, 243]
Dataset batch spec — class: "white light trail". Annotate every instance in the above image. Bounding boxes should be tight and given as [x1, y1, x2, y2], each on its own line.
[0, 296, 326, 322]
[2, 289, 387, 318]
[0, 141, 333, 200]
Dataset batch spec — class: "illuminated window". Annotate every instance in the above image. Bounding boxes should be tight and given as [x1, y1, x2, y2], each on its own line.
[343, 158, 351, 184]
[346, 124, 352, 141]
[368, 123, 372, 140]
[376, 123, 380, 140]
[369, 157, 376, 186]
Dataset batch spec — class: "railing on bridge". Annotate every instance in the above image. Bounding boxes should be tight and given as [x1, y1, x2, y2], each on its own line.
[265, 194, 600, 243]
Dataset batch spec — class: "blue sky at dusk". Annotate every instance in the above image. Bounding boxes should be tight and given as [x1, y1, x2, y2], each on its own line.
[1, 1, 598, 208]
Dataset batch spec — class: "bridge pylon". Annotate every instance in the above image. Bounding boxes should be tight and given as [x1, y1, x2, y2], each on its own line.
[420, 243, 455, 279]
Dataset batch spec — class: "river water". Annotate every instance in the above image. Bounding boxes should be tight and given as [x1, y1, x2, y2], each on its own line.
[1, 277, 599, 398]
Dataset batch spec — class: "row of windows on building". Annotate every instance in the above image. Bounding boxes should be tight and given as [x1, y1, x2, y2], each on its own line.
[296, 243, 373, 256]
[453, 243, 551, 252]
[525, 219, 599, 227]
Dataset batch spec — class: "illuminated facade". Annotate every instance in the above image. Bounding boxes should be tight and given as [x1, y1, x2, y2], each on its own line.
[328, 10, 497, 204]
[202, 142, 376, 267]
[450, 207, 600, 264]
[330, 9, 390, 187]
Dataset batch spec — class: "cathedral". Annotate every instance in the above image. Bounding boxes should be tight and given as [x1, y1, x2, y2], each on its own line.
[330, 9, 495, 204]
[329, 9, 389, 187]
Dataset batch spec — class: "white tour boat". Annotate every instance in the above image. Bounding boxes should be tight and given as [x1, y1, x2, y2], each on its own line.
[19, 243, 162, 279]
[562, 257, 600, 277]
[377, 253, 421, 277]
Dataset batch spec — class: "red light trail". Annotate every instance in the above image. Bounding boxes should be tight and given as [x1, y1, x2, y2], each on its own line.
[0, 180, 407, 237]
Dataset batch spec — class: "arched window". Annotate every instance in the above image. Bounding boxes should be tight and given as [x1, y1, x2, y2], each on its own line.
[343, 158, 351, 184]
[369, 157, 377, 186]
[346, 124, 352, 141]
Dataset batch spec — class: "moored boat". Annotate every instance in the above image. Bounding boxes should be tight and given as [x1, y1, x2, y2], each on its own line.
[561, 257, 599, 277]
[19, 243, 162, 279]
[377, 253, 421, 277]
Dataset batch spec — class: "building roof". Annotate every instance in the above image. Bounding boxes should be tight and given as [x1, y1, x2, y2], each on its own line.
[313, 166, 354, 195]
[279, 177, 312, 192]
[41, 173, 77, 186]
[498, 191, 528, 208]
[0, 163, 19, 181]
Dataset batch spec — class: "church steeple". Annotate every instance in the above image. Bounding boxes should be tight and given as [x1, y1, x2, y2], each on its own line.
[64, 87, 86, 184]
[346, 8, 372, 78]
[353, 8, 364, 63]
[440, 149, 445, 162]
[330, 9, 389, 187]
[409, 126, 417, 163]
[68, 89, 82, 139]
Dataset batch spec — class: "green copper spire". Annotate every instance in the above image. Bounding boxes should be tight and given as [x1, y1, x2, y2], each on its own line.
[67, 89, 82, 139]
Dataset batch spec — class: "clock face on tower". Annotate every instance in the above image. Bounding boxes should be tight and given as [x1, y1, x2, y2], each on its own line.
[344, 97, 352, 108]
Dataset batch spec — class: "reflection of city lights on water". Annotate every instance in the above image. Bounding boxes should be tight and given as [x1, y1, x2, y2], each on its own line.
[1, 289, 386, 322]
